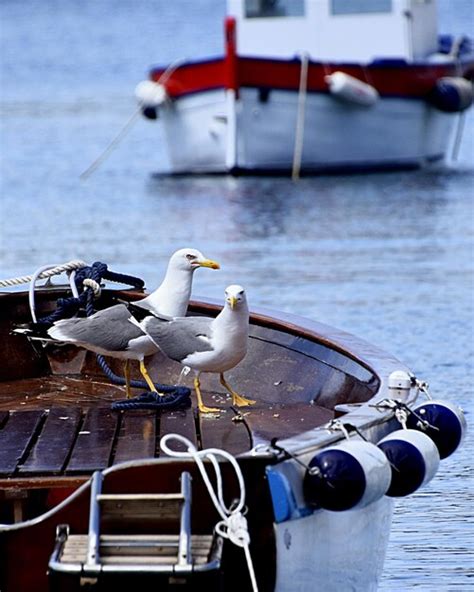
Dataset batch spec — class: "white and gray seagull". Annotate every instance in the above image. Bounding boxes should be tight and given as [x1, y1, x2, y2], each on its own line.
[135, 284, 256, 413]
[45, 248, 220, 398]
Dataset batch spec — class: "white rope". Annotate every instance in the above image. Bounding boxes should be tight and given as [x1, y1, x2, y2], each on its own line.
[325, 419, 352, 440]
[393, 407, 408, 429]
[451, 111, 466, 162]
[25, 261, 88, 323]
[160, 434, 258, 592]
[79, 109, 142, 180]
[80, 57, 187, 180]
[0, 260, 87, 289]
[414, 378, 432, 401]
[69, 270, 80, 299]
[292, 52, 309, 182]
[450, 42, 466, 162]
[31, 262, 84, 322]
[83, 278, 102, 298]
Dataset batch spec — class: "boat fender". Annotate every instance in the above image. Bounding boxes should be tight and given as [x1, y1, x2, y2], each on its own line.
[135, 80, 168, 119]
[303, 440, 391, 512]
[378, 429, 440, 497]
[406, 400, 466, 459]
[428, 77, 473, 113]
[325, 72, 379, 107]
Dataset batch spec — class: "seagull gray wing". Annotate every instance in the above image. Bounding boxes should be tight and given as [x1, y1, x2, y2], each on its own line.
[48, 304, 144, 352]
[143, 316, 214, 362]
[127, 300, 174, 322]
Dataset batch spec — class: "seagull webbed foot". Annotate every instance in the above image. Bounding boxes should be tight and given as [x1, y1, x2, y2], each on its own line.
[232, 392, 256, 407]
[219, 373, 255, 407]
[198, 402, 222, 414]
[194, 376, 221, 414]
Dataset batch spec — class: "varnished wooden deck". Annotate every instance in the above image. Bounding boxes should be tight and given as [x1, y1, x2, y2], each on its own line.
[0, 384, 333, 482]
[0, 288, 384, 485]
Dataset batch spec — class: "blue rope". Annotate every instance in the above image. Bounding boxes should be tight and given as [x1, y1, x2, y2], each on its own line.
[111, 390, 191, 411]
[37, 261, 191, 410]
[38, 261, 144, 326]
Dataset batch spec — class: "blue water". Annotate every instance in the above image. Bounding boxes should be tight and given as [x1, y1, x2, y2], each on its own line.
[1, 1, 473, 589]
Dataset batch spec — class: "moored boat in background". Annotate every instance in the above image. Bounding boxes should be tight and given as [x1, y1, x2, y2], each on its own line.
[136, 0, 474, 176]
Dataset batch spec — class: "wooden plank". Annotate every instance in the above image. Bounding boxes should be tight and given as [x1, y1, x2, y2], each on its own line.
[199, 410, 252, 456]
[159, 407, 198, 456]
[65, 407, 118, 474]
[113, 410, 156, 465]
[0, 410, 45, 476]
[244, 403, 334, 446]
[19, 407, 82, 475]
[99, 497, 182, 523]
[61, 534, 213, 563]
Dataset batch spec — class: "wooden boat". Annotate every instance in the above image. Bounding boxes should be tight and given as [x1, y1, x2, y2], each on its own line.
[135, 0, 474, 175]
[0, 283, 465, 591]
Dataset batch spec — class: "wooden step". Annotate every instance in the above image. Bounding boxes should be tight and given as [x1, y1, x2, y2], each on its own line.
[60, 534, 214, 565]
[98, 493, 184, 524]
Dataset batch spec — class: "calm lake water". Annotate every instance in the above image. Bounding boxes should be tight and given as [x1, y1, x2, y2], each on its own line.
[1, 1, 473, 589]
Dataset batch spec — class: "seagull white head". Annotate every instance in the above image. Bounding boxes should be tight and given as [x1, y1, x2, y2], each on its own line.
[225, 284, 247, 310]
[170, 248, 220, 272]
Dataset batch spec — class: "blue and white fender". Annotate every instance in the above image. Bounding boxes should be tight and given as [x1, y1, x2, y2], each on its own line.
[303, 440, 391, 512]
[378, 429, 440, 497]
[428, 77, 473, 113]
[407, 400, 466, 460]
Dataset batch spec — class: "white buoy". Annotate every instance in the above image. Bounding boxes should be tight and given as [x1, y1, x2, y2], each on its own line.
[135, 80, 168, 108]
[325, 72, 379, 107]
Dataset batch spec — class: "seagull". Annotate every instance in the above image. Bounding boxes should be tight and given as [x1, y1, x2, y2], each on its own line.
[135, 284, 255, 413]
[32, 248, 220, 398]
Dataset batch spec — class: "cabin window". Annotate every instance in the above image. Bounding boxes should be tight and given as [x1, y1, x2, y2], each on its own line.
[245, 0, 305, 18]
[331, 0, 392, 15]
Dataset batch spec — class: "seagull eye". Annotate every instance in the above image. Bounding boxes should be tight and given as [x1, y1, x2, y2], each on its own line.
[186, 254, 196, 261]
[238, 290, 244, 296]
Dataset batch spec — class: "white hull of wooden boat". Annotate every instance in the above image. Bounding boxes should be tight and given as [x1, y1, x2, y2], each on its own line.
[274, 497, 393, 591]
[158, 89, 457, 174]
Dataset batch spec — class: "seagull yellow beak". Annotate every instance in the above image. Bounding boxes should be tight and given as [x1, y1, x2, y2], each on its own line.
[229, 296, 238, 309]
[198, 259, 220, 270]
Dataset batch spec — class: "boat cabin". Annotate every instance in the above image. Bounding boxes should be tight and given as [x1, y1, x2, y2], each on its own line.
[227, 0, 439, 62]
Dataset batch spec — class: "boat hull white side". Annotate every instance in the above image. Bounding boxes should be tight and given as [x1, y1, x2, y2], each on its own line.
[238, 89, 456, 171]
[158, 89, 457, 174]
[162, 90, 228, 173]
[273, 497, 394, 592]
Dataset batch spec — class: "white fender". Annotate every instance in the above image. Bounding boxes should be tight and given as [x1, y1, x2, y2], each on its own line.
[325, 71, 379, 107]
[135, 80, 168, 108]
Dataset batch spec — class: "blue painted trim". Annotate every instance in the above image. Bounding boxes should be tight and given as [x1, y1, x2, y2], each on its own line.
[266, 466, 313, 523]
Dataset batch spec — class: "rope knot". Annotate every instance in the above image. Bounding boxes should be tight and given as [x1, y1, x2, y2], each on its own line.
[83, 278, 102, 298]
[216, 512, 250, 548]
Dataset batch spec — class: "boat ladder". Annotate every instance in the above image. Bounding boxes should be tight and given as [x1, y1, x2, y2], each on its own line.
[48, 470, 223, 589]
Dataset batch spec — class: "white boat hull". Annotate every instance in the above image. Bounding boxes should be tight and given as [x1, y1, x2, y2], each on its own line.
[158, 88, 457, 174]
[274, 497, 393, 592]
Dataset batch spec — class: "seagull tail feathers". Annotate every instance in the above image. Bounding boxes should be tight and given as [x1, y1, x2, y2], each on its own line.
[12, 322, 55, 342]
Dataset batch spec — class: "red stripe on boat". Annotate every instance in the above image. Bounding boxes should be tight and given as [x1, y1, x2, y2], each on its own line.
[151, 56, 473, 99]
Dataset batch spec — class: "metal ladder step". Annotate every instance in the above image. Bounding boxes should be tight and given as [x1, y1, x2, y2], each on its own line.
[49, 470, 223, 584]
[60, 534, 214, 564]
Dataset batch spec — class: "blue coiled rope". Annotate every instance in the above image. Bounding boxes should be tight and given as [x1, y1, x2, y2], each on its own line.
[38, 261, 191, 410]
[37, 261, 145, 326]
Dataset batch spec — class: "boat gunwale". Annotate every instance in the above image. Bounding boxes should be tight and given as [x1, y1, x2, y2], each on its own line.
[0, 287, 412, 467]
